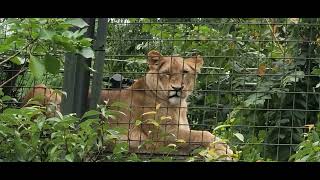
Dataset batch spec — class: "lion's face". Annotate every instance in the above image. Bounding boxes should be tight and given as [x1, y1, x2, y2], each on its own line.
[145, 50, 203, 105]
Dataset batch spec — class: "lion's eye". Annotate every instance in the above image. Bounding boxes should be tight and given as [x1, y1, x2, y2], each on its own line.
[161, 72, 170, 76]
[183, 70, 189, 74]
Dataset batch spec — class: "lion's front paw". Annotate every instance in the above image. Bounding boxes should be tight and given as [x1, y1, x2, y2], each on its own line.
[205, 132, 236, 161]
[210, 141, 235, 161]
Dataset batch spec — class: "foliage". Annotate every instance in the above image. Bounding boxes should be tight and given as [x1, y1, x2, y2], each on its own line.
[1, 89, 230, 162]
[1, 18, 94, 76]
[0, 18, 95, 98]
[0, 89, 133, 162]
[289, 121, 320, 162]
[104, 18, 320, 161]
[2, 18, 320, 162]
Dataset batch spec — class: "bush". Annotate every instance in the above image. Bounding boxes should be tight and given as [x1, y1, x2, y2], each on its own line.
[0, 88, 132, 162]
[289, 121, 320, 162]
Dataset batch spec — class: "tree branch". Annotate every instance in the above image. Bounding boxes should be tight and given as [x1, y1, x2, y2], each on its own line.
[265, 18, 285, 54]
[0, 67, 26, 87]
[0, 39, 37, 67]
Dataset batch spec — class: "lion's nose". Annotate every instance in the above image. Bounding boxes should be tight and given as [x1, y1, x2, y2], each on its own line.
[171, 85, 184, 91]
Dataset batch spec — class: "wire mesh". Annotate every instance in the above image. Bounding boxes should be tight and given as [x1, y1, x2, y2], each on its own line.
[1, 18, 320, 162]
[103, 18, 320, 161]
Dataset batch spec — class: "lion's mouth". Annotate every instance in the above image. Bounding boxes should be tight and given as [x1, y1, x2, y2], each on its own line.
[169, 94, 180, 98]
[168, 91, 182, 99]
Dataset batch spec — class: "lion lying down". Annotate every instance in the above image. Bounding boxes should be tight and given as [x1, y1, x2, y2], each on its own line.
[23, 50, 235, 161]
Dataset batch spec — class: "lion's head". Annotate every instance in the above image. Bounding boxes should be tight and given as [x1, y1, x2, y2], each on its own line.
[145, 50, 203, 105]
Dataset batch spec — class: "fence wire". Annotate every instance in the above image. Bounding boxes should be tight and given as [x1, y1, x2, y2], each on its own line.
[1, 18, 320, 162]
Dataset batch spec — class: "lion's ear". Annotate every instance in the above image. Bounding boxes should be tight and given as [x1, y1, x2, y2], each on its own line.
[185, 55, 204, 72]
[147, 50, 162, 66]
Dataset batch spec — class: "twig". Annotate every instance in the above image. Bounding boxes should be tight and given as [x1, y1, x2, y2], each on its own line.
[0, 67, 26, 87]
[0, 39, 36, 67]
[265, 18, 285, 54]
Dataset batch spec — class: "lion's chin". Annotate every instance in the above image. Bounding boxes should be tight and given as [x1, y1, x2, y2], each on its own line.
[168, 96, 184, 105]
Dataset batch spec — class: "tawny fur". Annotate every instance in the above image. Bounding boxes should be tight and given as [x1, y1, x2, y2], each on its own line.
[22, 50, 234, 159]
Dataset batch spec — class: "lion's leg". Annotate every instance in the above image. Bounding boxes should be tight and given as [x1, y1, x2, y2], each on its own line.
[22, 84, 62, 115]
[127, 127, 149, 153]
[171, 128, 233, 157]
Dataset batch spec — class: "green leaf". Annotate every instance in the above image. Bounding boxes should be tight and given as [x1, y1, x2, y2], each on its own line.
[65, 153, 74, 162]
[293, 71, 305, 79]
[311, 131, 320, 142]
[135, 120, 142, 126]
[52, 89, 67, 99]
[160, 116, 172, 121]
[37, 119, 45, 130]
[111, 127, 128, 135]
[82, 110, 100, 119]
[234, 133, 244, 142]
[0, 124, 14, 136]
[73, 28, 88, 38]
[44, 54, 60, 74]
[79, 47, 94, 58]
[3, 107, 23, 115]
[49, 145, 59, 156]
[88, 67, 97, 73]
[29, 55, 45, 79]
[65, 18, 88, 28]
[271, 50, 283, 59]
[176, 139, 186, 143]
[147, 119, 159, 127]
[311, 69, 320, 75]
[39, 29, 55, 40]
[277, 118, 290, 125]
[113, 142, 128, 154]
[52, 35, 76, 52]
[0, 88, 3, 96]
[1, 95, 12, 101]
[142, 111, 157, 116]
[80, 119, 98, 130]
[258, 130, 266, 140]
[62, 31, 74, 38]
[10, 57, 25, 65]
[111, 101, 129, 109]
[283, 71, 305, 85]
[127, 153, 141, 162]
[80, 38, 92, 47]
[213, 125, 231, 131]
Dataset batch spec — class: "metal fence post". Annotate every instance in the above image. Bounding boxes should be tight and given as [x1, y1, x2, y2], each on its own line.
[61, 18, 96, 117]
[90, 18, 108, 109]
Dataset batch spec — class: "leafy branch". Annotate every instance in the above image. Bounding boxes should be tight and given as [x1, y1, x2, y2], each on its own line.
[265, 18, 285, 54]
[0, 67, 27, 87]
[0, 39, 37, 67]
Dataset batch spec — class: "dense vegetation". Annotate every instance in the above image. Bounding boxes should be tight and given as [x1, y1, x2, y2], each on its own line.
[1, 18, 320, 162]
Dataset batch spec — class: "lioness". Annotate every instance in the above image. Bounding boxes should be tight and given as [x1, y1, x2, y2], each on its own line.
[23, 50, 234, 160]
